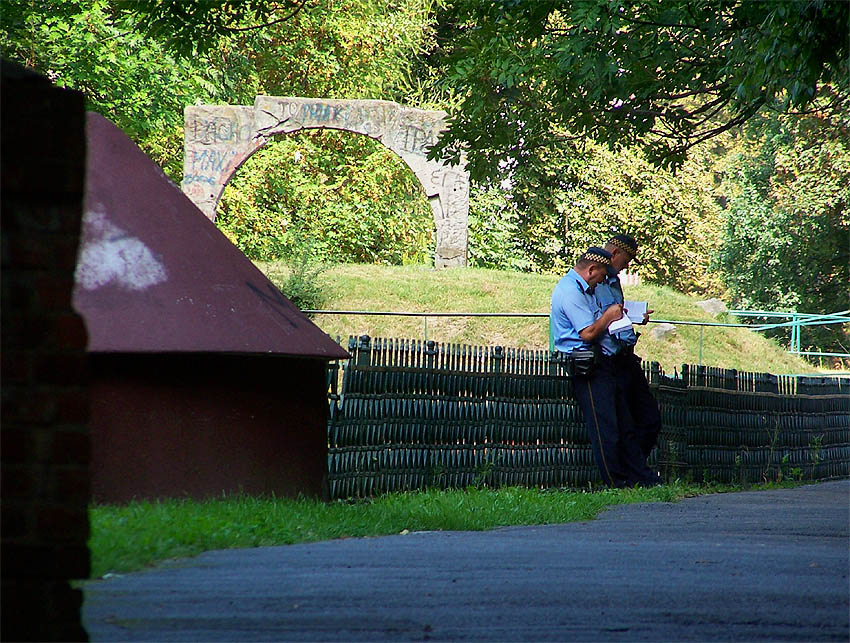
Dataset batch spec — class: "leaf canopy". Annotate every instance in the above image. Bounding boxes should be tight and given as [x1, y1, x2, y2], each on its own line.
[429, 0, 850, 180]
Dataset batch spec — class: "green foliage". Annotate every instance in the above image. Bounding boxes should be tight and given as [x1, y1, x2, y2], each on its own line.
[430, 0, 850, 180]
[119, 0, 307, 56]
[121, 0, 438, 98]
[217, 132, 435, 264]
[0, 0, 220, 179]
[467, 185, 531, 271]
[274, 231, 328, 312]
[202, 0, 442, 266]
[240, 0, 437, 102]
[556, 142, 724, 294]
[714, 113, 850, 355]
[467, 141, 724, 293]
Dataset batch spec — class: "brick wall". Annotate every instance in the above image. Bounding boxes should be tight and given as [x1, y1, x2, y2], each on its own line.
[1, 60, 91, 641]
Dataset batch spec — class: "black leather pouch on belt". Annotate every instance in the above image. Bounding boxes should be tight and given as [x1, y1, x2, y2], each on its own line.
[568, 347, 599, 377]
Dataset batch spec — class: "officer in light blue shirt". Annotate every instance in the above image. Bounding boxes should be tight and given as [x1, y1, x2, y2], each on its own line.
[596, 233, 662, 464]
[551, 247, 658, 488]
[550, 252, 622, 357]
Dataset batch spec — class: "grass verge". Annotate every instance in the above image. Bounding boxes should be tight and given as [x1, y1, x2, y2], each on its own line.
[88, 482, 783, 579]
[256, 263, 819, 375]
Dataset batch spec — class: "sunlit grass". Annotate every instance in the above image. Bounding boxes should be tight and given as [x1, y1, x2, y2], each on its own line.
[89, 482, 766, 579]
[257, 262, 818, 374]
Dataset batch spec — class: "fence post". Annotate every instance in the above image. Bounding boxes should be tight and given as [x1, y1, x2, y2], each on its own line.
[326, 360, 339, 399]
[791, 313, 800, 353]
[696, 364, 707, 387]
[548, 350, 562, 376]
[357, 334, 372, 367]
[649, 361, 661, 385]
[698, 326, 704, 366]
[757, 371, 777, 393]
[764, 373, 779, 394]
[425, 339, 437, 369]
[491, 345, 504, 374]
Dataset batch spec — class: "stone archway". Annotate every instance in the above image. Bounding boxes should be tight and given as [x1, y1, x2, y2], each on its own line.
[182, 96, 469, 268]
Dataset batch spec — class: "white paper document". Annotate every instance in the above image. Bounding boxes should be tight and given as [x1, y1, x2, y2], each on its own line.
[624, 300, 647, 323]
[608, 300, 648, 334]
[607, 315, 633, 333]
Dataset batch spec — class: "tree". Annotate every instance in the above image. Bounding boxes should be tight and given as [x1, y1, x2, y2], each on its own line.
[465, 140, 724, 293]
[429, 0, 850, 181]
[714, 112, 850, 355]
[2, 0, 442, 266]
[118, 0, 310, 56]
[0, 0, 225, 176]
[217, 132, 435, 265]
[213, 0, 441, 264]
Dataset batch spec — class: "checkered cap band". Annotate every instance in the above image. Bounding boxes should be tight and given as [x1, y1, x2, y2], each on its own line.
[608, 236, 638, 257]
[582, 251, 611, 266]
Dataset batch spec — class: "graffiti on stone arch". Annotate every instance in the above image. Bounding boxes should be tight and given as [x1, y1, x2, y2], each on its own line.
[182, 96, 469, 268]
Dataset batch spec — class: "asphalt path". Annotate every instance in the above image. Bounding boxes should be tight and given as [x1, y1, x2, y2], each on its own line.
[83, 480, 849, 642]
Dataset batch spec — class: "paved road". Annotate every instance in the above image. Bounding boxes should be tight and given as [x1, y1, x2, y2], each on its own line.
[83, 480, 849, 641]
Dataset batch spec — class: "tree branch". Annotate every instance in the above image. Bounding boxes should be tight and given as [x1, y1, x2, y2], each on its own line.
[653, 82, 728, 101]
[691, 96, 731, 125]
[223, 0, 309, 33]
[664, 101, 764, 145]
[102, 30, 133, 43]
[618, 13, 702, 32]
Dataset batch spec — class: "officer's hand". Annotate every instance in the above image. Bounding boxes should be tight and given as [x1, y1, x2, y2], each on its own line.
[641, 309, 654, 325]
[602, 303, 624, 323]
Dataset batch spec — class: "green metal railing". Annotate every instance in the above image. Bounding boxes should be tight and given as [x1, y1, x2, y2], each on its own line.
[730, 309, 850, 358]
[306, 308, 850, 363]
[325, 336, 850, 500]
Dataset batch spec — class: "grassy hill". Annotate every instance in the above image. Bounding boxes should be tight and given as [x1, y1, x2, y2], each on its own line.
[259, 263, 820, 375]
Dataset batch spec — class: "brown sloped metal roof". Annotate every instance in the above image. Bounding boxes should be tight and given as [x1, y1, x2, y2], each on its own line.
[73, 113, 349, 359]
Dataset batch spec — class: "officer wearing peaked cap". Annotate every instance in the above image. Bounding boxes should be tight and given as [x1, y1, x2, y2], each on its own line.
[597, 233, 663, 464]
[551, 247, 659, 488]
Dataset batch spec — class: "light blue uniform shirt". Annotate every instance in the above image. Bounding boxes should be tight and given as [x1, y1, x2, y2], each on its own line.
[595, 270, 638, 347]
[550, 269, 620, 356]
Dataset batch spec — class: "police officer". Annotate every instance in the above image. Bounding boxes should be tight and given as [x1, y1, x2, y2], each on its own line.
[597, 233, 663, 462]
[550, 247, 658, 488]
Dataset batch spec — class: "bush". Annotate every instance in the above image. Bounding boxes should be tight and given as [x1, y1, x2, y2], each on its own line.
[277, 232, 327, 312]
[467, 185, 532, 271]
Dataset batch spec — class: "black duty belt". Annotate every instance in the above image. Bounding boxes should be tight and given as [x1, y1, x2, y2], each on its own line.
[615, 344, 636, 358]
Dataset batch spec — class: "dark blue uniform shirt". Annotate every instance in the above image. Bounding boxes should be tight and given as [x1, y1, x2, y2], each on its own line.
[596, 271, 638, 347]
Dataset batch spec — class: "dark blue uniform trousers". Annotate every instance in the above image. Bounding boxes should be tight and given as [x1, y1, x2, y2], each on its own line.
[573, 357, 659, 487]
[616, 351, 662, 458]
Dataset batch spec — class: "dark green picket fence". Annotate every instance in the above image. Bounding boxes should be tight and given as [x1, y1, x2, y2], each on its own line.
[326, 336, 850, 499]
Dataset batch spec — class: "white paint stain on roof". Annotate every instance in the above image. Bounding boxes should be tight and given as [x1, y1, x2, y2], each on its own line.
[75, 206, 167, 291]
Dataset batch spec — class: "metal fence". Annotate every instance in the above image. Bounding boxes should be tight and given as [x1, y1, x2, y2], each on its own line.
[729, 309, 850, 358]
[325, 336, 849, 499]
[305, 308, 850, 363]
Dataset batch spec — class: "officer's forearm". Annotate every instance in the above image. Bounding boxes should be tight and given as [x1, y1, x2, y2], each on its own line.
[578, 319, 610, 342]
[578, 304, 622, 342]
